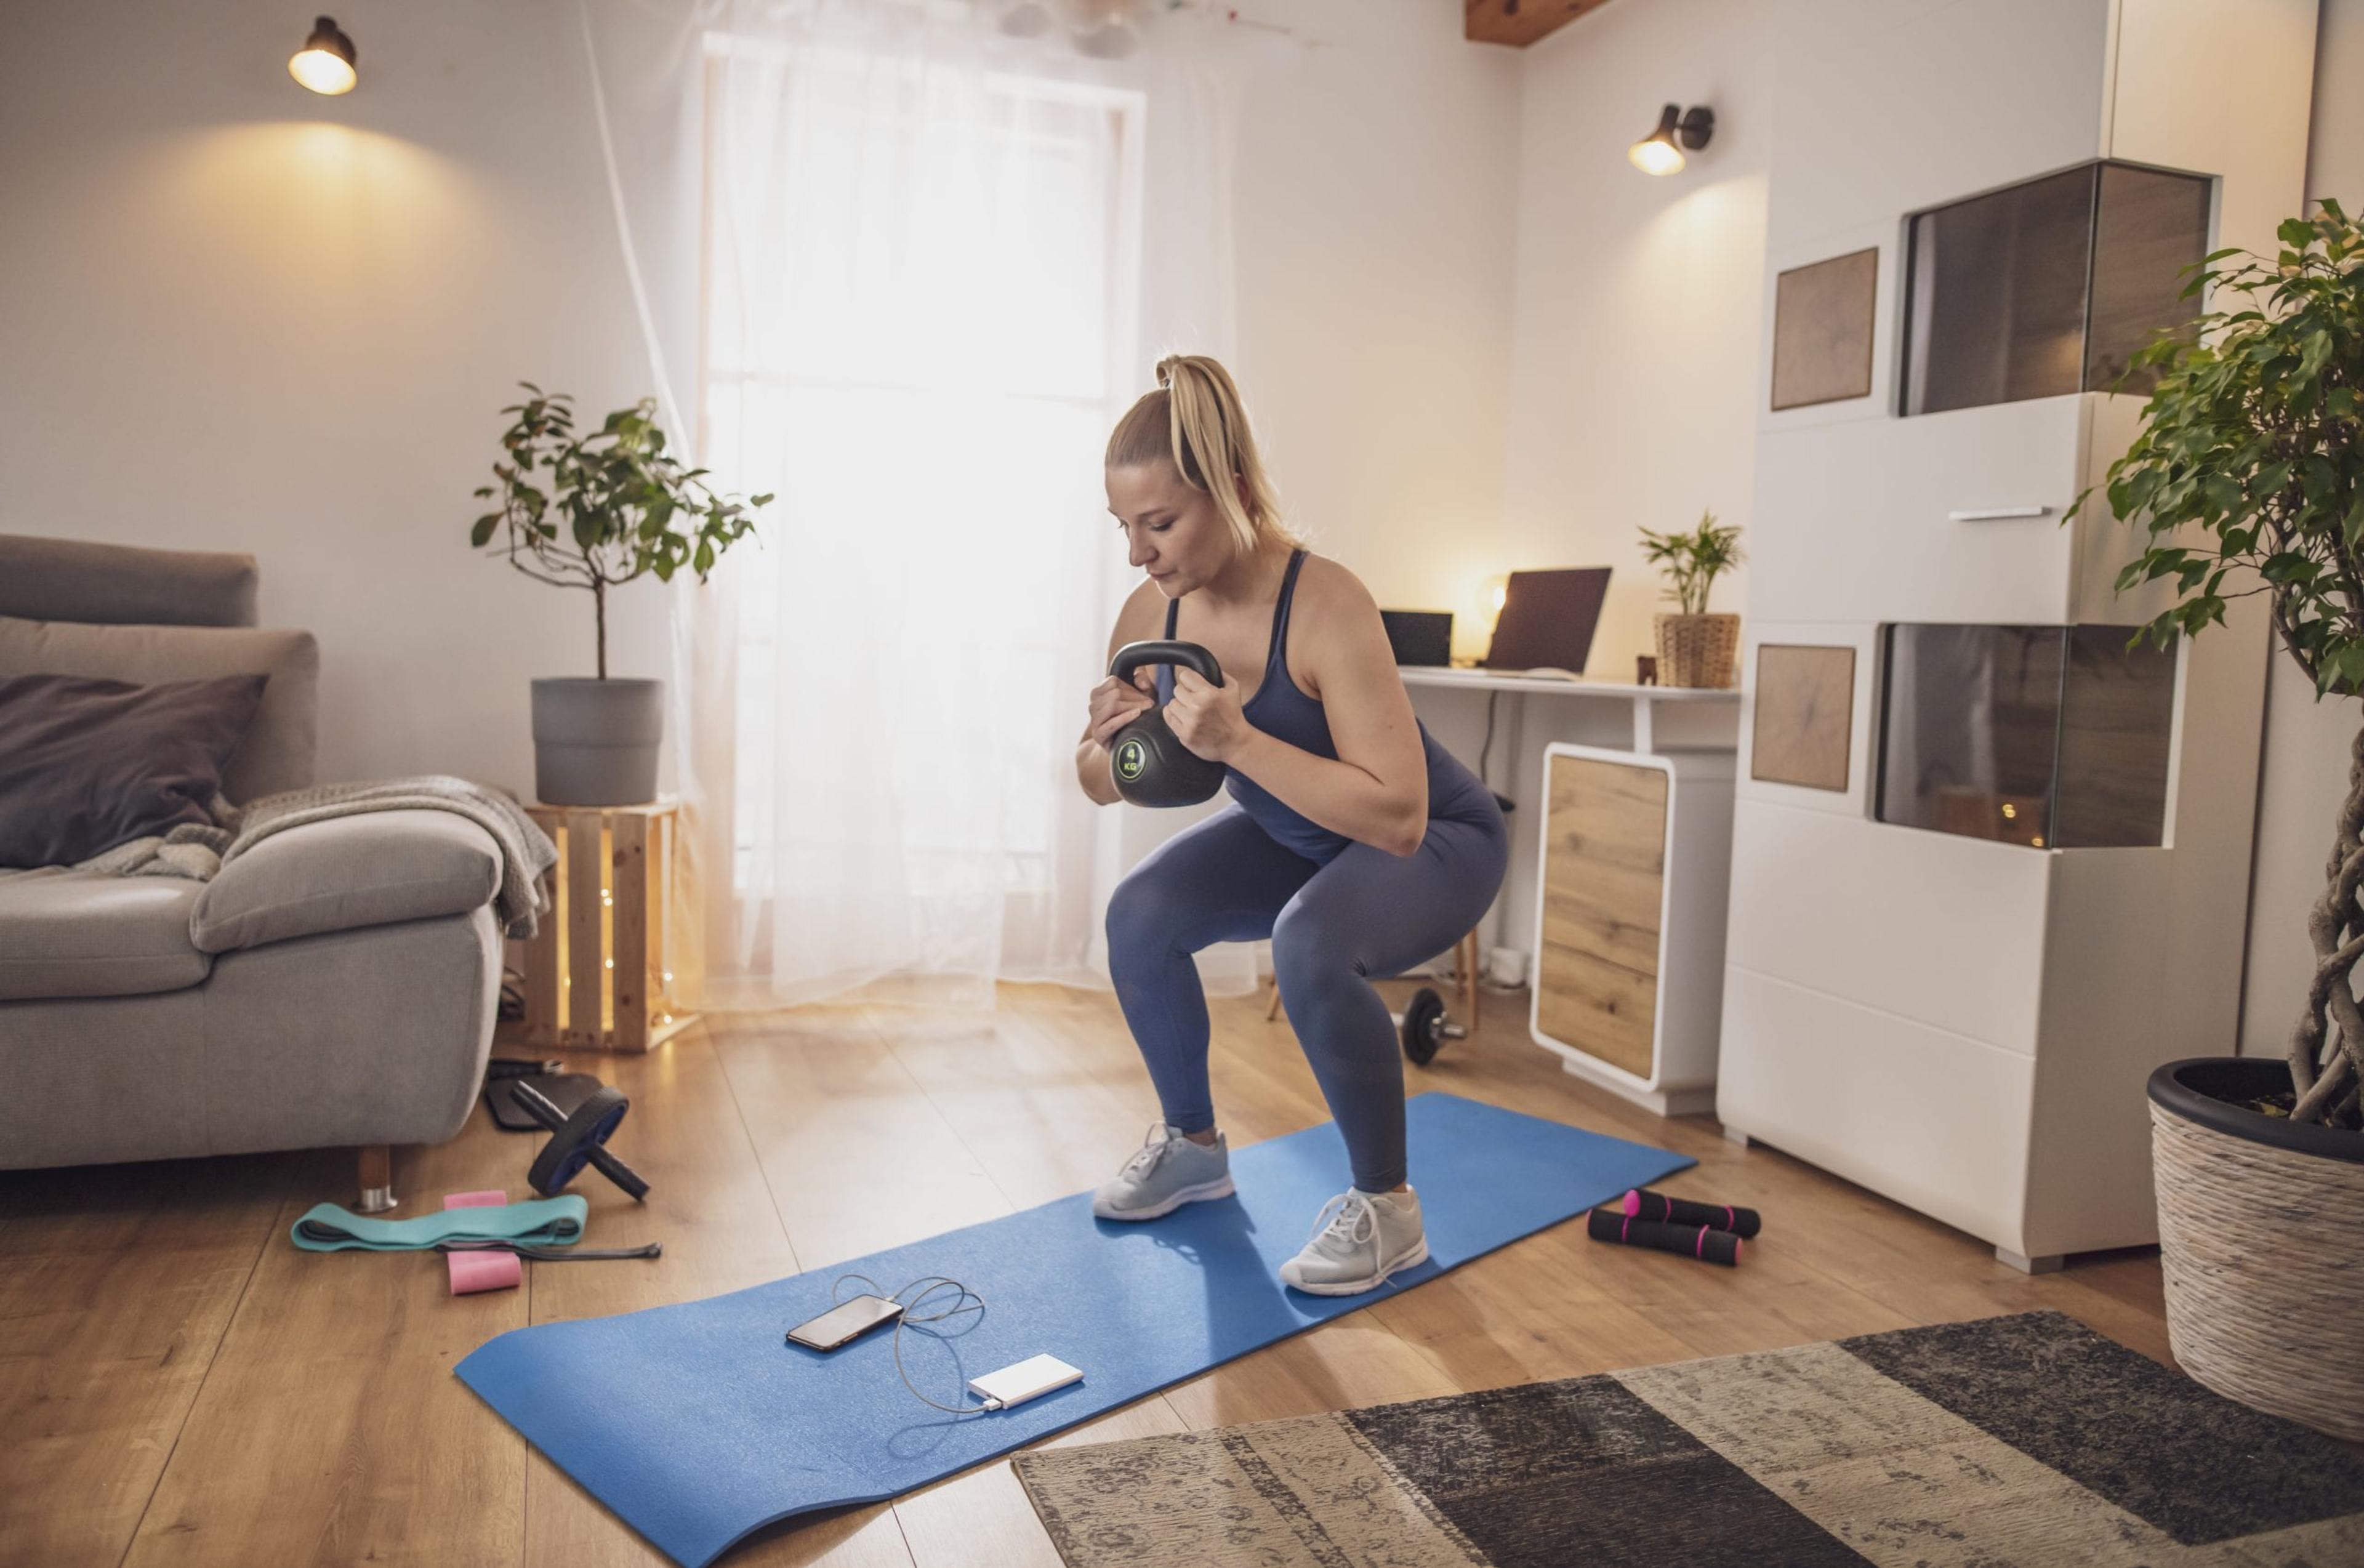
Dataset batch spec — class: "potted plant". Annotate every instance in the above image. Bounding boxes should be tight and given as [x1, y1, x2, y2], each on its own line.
[472, 384, 771, 806]
[1638, 510, 1743, 688]
[2081, 199, 2363, 1440]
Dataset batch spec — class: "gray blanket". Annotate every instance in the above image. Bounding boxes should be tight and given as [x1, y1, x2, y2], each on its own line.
[78, 776, 560, 938]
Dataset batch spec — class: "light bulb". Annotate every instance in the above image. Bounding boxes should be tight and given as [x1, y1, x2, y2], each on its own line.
[288, 16, 356, 95]
[1628, 137, 1684, 176]
[1628, 103, 1714, 177]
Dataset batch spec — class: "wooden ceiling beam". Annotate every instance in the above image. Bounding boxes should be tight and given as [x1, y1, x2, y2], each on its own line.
[1463, 0, 1615, 49]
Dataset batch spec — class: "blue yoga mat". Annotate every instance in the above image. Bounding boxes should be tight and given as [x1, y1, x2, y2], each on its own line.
[457, 1092, 1691, 1567]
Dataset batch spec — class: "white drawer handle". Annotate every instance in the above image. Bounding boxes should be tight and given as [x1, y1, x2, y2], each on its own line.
[1948, 505, 2054, 521]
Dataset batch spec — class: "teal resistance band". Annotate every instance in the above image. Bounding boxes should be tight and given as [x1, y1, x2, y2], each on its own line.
[289, 1196, 657, 1261]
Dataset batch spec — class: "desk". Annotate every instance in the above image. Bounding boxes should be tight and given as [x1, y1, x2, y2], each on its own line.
[1401, 669, 1740, 1116]
[1397, 669, 1740, 755]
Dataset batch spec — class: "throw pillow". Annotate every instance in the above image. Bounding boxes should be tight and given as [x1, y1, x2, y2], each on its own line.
[0, 673, 267, 868]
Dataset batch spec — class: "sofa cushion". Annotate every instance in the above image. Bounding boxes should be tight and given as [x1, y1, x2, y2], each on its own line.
[191, 809, 503, 955]
[0, 616, 318, 802]
[0, 673, 266, 868]
[0, 868, 211, 1000]
[0, 533, 259, 629]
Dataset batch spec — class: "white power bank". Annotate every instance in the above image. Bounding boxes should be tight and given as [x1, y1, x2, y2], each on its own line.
[968, 1354, 1083, 1410]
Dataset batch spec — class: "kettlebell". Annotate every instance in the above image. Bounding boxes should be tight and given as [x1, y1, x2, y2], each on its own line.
[1106, 640, 1228, 807]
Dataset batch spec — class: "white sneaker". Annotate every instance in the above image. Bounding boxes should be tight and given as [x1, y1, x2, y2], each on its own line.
[1278, 1187, 1428, 1296]
[1091, 1122, 1234, 1220]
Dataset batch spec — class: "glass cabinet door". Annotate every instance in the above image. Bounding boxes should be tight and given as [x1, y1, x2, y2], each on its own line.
[2085, 163, 2213, 393]
[1903, 166, 2096, 416]
[1876, 623, 2176, 849]
[1901, 161, 2211, 417]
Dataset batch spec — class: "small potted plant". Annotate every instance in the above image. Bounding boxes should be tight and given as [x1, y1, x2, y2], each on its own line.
[1638, 510, 1743, 688]
[2080, 199, 2363, 1439]
[472, 385, 771, 806]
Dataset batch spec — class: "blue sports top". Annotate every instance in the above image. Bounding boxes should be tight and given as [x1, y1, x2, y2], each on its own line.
[1159, 549, 1497, 865]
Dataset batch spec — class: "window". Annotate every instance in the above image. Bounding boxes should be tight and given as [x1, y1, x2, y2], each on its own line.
[698, 38, 1143, 900]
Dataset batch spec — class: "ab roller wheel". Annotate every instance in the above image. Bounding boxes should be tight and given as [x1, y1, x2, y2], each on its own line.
[1393, 986, 1467, 1066]
[512, 1080, 651, 1201]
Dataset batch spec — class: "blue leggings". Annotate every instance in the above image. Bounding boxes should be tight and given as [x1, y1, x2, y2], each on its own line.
[1104, 802, 1510, 1192]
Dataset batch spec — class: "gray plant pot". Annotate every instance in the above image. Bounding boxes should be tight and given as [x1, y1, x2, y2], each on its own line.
[531, 677, 664, 806]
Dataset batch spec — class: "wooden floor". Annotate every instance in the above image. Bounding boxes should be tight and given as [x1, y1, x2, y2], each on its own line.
[0, 979, 2171, 1568]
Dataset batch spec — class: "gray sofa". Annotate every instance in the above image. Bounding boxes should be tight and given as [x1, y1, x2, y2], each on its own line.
[0, 534, 503, 1207]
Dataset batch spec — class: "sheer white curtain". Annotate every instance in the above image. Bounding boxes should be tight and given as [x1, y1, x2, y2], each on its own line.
[629, 0, 1277, 1010]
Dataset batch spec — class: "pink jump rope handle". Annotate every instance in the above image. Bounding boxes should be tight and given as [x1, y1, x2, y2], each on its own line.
[444, 1190, 522, 1295]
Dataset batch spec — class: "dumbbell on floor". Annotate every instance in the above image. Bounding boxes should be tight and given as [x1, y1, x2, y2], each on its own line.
[1391, 986, 1466, 1066]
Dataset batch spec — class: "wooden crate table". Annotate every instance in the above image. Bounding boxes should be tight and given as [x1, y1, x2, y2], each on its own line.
[507, 800, 697, 1053]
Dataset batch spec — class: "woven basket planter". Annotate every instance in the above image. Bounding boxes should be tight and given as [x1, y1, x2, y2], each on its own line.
[2149, 1058, 2364, 1441]
[1654, 613, 1739, 689]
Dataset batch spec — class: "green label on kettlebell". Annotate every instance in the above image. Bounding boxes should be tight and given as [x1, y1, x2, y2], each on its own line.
[1116, 739, 1146, 781]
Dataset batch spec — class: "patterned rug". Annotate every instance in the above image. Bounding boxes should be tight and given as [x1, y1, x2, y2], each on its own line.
[1011, 1311, 2364, 1568]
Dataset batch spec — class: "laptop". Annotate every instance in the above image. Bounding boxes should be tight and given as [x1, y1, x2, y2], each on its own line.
[1414, 567, 1612, 679]
[1487, 567, 1611, 674]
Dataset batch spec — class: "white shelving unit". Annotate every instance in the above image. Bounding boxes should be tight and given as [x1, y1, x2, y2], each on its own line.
[1715, 0, 2320, 1271]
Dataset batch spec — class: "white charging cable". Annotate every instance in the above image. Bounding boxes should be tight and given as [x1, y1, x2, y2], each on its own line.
[830, 1272, 1003, 1414]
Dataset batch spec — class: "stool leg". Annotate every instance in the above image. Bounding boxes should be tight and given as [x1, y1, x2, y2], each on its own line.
[356, 1145, 396, 1213]
[1264, 976, 1284, 1021]
[1459, 930, 1480, 1029]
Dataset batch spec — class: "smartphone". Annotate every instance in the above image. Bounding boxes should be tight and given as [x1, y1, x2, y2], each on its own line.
[786, 1293, 904, 1351]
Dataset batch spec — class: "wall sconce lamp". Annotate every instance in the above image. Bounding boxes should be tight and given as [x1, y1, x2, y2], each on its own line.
[1629, 103, 1713, 175]
[289, 15, 358, 95]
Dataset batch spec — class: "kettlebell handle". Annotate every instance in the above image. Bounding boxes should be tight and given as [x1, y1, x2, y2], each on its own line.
[1110, 640, 1225, 688]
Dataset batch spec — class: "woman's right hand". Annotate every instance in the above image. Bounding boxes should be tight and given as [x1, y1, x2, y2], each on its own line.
[1088, 671, 1157, 747]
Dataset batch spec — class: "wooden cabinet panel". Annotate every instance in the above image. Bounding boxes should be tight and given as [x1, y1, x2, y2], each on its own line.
[1536, 754, 1668, 1079]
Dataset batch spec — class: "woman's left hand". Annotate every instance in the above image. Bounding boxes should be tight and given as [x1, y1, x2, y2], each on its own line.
[1165, 668, 1252, 763]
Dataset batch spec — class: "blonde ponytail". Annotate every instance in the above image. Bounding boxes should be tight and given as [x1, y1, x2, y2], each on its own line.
[1106, 353, 1297, 555]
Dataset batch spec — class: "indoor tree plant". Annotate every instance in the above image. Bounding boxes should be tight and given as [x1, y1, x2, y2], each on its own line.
[473, 384, 771, 806]
[1638, 510, 1743, 688]
[2080, 199, 2363, 1439]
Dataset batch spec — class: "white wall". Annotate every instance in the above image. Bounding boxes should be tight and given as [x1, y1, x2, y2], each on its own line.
[2240, 0, 2364, 1055]
[0, 0, 1521, 802]
[1232, 0, 1521, 638]
[0, 0, 666, 797]
[1498, 0, 1772, 678]
[1399, 0, 1770, 968]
